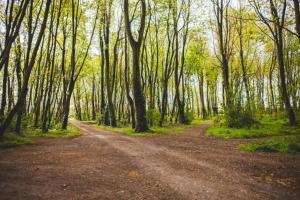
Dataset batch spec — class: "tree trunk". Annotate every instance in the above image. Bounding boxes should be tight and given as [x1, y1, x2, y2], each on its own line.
[91, 76, 96, 120]
[293, 0, 300, 41]
[277, 34, 297, 125]
[124, 0, 149, 132]
[124, 36, 135, 128]
[103, 18, 117, 127]
[132, 47, 149, 132]
[99, 28, 109, 125]
[198, 72, 207, 119]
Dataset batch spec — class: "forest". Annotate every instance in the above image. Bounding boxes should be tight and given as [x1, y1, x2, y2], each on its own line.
[0, 0, 300, 199]
[1, 0, 299, 137]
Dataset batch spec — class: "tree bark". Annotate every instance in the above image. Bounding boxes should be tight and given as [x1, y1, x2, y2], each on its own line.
[103, 4, 117, 127]
[293, 0, 300, 41]
[124, 0, 149, 132]
[124, 36, 135, 128]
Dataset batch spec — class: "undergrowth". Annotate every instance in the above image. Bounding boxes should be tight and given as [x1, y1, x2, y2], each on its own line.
[240, 136, 300, 153]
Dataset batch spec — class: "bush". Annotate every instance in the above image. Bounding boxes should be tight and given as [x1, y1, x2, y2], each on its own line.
[185, 110, 195, 124]
[147, 109, 161, 126]
[214, 115, 226, 126]
[225, 107, 256, 128]
[96, 113, 102, 125]
[54, 123, 63, 130]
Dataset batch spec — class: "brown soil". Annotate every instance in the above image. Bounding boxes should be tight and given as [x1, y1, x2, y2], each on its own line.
[0, 120, 299, 200]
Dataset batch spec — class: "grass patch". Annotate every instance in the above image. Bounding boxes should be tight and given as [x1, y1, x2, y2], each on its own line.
[0, 125, 81, 149]
[240, 136, 300, 153]
[96, 118, 208, 136]
[207, 117, 300, 139]
[189, 118, 209, 126]
[96, 125, 185, 136]
[25, 125, 82, 138]
[0, 132, 33, 148]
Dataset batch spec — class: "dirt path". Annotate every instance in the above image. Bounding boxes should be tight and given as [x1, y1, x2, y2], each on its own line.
[0, 121, 299, 200]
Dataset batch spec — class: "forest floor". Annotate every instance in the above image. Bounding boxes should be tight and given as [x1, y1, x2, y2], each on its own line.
[0, 120, 299, 200]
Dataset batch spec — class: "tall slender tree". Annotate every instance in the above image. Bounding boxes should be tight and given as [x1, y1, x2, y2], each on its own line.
[124, 0, 149, 132]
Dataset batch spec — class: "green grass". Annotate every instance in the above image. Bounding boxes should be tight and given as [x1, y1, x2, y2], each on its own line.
[207, 118, 300, 139]
[189, 118, 209, 126]
[207, 116, 300, 153]
[96, 118, 208, 136]
[24, 125, 82, 138]
[0, 132, 33, 148]
[0, 125, 81, 149]
[240, 136, 300, 154]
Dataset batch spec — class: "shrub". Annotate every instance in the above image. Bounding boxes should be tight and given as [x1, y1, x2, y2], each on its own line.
[185, 110, 195, 124]
[54, 123, 62, 130]
[96, 113, 103, 125]
[225, 107, 256, 128]
[147, 109, 161, 126]
[214, 115, 226, 126]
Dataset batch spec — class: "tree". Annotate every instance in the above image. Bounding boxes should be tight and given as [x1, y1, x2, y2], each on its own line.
[124, 0, 149, 132]
[102, 0, 117, 127]
[0, 0, 30, 72]
[61, 0, 98, 129]
[0, 0, 52, 139]
[293, 0, 300, 41]
[251, 0, 297, 125]
[0, 0, 298, 136]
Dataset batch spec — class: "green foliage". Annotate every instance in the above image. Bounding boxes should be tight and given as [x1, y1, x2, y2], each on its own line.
[189, 118, 209, 126]
[224, 107, 256, 128]
[240, 136, 300, 154]
[185, 110, 195, 124]
[0, 125, 81, 148]
[208, 116, 300, 139]
[147, 109, 161, 126]
[296, 109, 300, 122]
[74, 112, 82, 121]
[0, 132, 33, 148]
[213, 115, 226, 126]
[3, 113, 34, 132]
[96, 113, 102, 125]
[25, 125, 81, 138]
